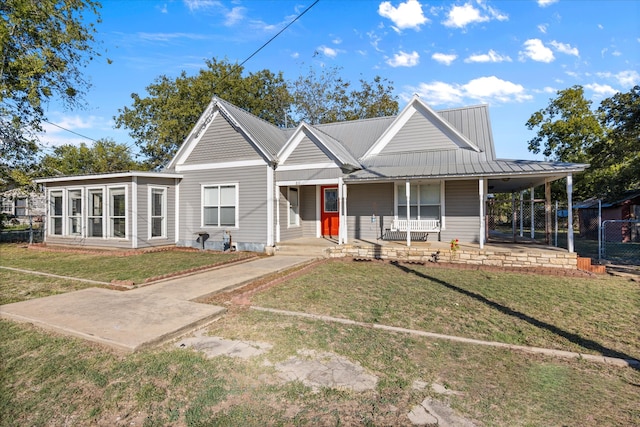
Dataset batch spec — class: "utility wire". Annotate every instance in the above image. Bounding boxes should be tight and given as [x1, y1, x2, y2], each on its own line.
[216, 0, 320, 87]
[41, 0, 320, 151]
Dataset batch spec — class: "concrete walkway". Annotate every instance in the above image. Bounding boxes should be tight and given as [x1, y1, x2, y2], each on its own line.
[0, 255, 314, 352]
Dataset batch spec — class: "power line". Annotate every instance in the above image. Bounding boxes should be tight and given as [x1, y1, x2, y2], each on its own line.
[42, 119, 100, 144]
[217, 0, 320, 87]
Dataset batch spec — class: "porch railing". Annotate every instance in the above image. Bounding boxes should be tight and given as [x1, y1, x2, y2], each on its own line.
[390, 218, 440, 233]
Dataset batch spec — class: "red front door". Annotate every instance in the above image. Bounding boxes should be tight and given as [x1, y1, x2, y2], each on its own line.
[321, 186, 339, 237]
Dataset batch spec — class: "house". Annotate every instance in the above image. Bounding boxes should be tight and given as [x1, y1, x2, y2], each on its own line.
[575, 190, 640, 242]
[35, 96, 588, 252]
[1, 188, 46, 223]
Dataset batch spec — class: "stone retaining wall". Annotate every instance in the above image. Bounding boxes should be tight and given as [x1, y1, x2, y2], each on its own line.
[326, 245, 578, 270]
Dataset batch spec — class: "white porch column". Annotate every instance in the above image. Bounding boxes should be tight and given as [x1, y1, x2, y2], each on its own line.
[479, 178, 485, 249]
[266, 166, 275, 247]
[275, 185, 280, 243]
[406, 180, 411, 247]
[530, 187, 535, 239]
[132, 176, 138, 249]
[567, 173, 574, 253]
[342, 181, 348, 244]
[338, 177, 344, 244]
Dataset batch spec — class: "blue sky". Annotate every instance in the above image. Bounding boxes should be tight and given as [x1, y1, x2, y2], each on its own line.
[40, 0, 639, 162]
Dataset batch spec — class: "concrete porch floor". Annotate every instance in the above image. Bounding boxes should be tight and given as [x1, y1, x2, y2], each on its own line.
[275, 235, 571, 257]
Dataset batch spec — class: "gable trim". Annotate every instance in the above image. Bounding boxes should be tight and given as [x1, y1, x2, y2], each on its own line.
[363, 95, 481, 158]
[175, 159, 266, 172]
[277, 162, 338, 171]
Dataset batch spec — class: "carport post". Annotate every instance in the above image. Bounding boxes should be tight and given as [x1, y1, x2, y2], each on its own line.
[530, 187, 535, 239]
[479, 178, 485, 249]
[567, 173, 574, 253]
[519, 191, 524, 237]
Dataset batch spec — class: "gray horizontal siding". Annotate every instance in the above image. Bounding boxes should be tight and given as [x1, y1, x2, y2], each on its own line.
[278, 186, 303, 241]
[345, 183, 394, 241]
[134, 181, 177, 249]
[441, 180, 480, 243]
[300, 185, 317, 238]
[184, 114, 262, 165]
[381, 110, 457, 154]
[177, 165, 269, 250]
[284, 135, 332, 165]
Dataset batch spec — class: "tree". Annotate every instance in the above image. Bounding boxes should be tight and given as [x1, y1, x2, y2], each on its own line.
[114, 58, 291, 169]
[0, 0, 101, 173]
[40, 139, 143, 176]
[526, 86, 603, 163]
[526, 85, 640, 200]
[291, 66, 398, 124]
[588, 86, 640, 198]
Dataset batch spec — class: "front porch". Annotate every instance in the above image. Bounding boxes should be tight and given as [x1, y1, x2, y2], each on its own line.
[274, 236, 579, 271]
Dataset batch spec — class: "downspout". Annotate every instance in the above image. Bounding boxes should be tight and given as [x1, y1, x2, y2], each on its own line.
[479, 178, 485, 249]
[267, 164, 275, 247]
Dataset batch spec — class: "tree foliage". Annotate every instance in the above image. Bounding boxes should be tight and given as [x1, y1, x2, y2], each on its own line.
[115, 61, 400, 168]
[0, 0, 101, 171]
[291, 66, 398, 124]
[114, 58, 291, 169]
[40, 139, 143, 176]
[526, 85, 640, 199]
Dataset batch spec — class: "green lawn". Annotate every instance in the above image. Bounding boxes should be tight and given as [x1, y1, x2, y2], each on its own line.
[1, 256, 639, 426]
[0, 244, 251, 285]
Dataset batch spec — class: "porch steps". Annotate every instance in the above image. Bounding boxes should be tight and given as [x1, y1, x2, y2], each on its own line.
[576, 256, 607, 274]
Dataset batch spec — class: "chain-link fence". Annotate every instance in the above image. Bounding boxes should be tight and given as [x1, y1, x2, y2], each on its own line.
[0, 215, 45, 243]
[601, 220, 640, 265]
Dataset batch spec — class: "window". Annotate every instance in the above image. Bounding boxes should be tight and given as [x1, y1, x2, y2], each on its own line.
[288, 187, 299, 226]
[109, 187, 126, 238]
[88, 189, 103, 237]
[397, 183, 441, 220]
[324, 188, 338, 213]
[203, 184, 237, 227]
[150, 187, 166, 238]
[50, 191, 63, 235]
[68, 189, 82, 235]
[15, 198, 27, 217]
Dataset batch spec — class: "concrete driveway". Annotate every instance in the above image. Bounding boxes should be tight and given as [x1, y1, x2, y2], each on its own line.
[0, 255, 314, 352]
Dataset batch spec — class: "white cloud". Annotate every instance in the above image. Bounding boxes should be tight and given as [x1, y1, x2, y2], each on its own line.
[612, 50, 622, 56]
[367, 31, 383, 52]
[183, 0, 221, 12]
[598, 24, 604, 30]
[332, 37, 342, 45]
[585, 83, 618, 97]
[519, 39, 554, 63]
[405, 76, 531, 106]
[463, 76, 532, 103]
[615, 70, 640, 86]
[443, 2, 507, 29]
[224, 6, 246, 26]
[432, 52, 457, 66]
[378, 0, 428, 31]
[291, 52, 300, 59]
[317, 45, 340, 58]
[464, 49, 512, 63]
[39, 115, 111, 148]
[137, 32, 209, 42]
[387, 50, 420, 67]
[537, 0, 558, 7]
[409, 82, 464, 105]
[538, 24, 548, 34]
[550, 40, 579, 57]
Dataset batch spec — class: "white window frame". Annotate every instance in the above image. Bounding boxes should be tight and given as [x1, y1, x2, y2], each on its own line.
[201, 183, 239, 228]
[87, 187, 105, 238]
[288, 186, 300, 227]
[49, 190, 64, 236]
[67, 188, 83, 236]
[149, 186, 167, 239]
[108, 186, 127, 239]
[395, 181, 442, 221]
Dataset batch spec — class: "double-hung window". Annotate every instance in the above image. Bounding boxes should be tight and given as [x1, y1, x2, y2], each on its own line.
[50, 191, 63, 235]
[109, 187, 126, 238]
[150, 187, 166, 238]
[288, 187, 299, 227]
[202, 184, 237, 227]
[68, 189, 82, 235]
[397, 183, 441, 220]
